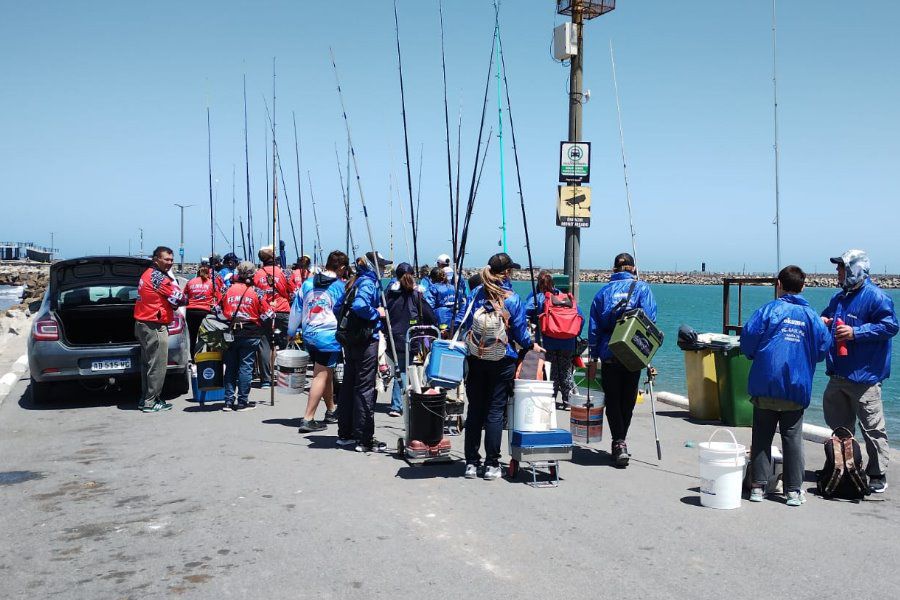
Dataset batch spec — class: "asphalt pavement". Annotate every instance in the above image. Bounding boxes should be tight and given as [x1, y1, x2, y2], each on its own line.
[0, 374, 897, 600]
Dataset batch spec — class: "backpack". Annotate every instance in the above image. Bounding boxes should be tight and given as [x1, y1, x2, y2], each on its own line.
[816, 427, 870, 500]
[540, 291, 583, 339]
[335, 280, 376, 348]
[466, 300, 509, 361]
[515, 349, 546, 380]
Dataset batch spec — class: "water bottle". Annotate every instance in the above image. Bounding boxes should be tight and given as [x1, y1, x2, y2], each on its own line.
[836, 318, 849, 357]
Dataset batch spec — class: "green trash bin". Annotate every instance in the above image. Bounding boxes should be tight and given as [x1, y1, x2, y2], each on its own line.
[713, 347, 754, 427]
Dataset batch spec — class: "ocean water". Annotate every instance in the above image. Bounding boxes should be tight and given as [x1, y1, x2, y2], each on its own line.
[508, 281, 900, 433]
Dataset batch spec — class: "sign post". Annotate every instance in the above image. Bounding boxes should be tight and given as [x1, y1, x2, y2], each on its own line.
[557, 186, 592, 228]
[559, 141, 591, 184]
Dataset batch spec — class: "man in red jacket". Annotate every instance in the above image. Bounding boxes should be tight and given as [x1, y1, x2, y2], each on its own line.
[134, 246, 186, 412]
[253, 246, 294, 387]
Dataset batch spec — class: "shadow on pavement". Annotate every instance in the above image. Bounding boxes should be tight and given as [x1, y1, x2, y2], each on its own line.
[395, 461, 463, 480]
[183, 403, 225, 413]
[571, 445, 615, 468]
[262, 417, 303, 428]
[18, 381, 141, 411]
[679, 487, 703, 506]
[655, 409, 720, 426]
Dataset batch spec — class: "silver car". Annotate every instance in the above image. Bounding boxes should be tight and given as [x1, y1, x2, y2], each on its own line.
[27, 256, 190, 402]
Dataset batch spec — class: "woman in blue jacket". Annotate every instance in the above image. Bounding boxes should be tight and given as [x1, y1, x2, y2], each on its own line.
[425, 267, 459, 333]
[454, 253, 544, 481]
[587, 253, 657, 468]
[525, 271, 584, 409]
[740, 265, 830, 506]
[335, 252, 391, 453]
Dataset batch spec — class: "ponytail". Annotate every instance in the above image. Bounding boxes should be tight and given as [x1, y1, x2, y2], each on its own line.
[480, 266, 509, 303]
[399, 273, 415, 293]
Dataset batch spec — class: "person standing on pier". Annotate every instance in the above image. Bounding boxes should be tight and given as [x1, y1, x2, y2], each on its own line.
[184, 265, 219, 358]
[741, 266, 830, 506]
[134, 246, 186, 413]
[253, 246, 294, 387]
[821, 249, 898, 493]
[587, 253, 657, 468]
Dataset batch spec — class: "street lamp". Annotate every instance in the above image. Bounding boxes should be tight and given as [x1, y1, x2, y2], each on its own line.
[173, 203, 194, 272]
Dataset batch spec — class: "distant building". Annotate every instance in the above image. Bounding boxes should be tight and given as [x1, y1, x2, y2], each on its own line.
[0, 241, 57, 263]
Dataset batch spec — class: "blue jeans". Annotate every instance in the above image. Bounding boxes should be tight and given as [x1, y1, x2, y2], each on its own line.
[224, 336, 261, 406]
[391, 361, 408, 413]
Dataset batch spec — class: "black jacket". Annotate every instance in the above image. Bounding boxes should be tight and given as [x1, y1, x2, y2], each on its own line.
[384, 286, 437, 357]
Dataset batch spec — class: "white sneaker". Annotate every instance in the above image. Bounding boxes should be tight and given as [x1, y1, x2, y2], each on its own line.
[785, 490, 807, 507]
[749, 486, 766, 502]
[483, 466, 502, 480]
[464, 464, 478, 479]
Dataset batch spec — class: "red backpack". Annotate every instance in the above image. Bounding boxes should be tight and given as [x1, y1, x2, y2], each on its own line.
[540, 292, 583, 339]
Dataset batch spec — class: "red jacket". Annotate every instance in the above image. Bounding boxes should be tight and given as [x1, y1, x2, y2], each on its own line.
[222, 283, 274, 325]
[290, 268, 310, 289]
[134, 267, 185, 324]
[184, 276, 219, 311]
[253, 265, 293, 313]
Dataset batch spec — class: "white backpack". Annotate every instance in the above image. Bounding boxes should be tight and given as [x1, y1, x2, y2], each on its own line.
[466, 300, 510, 361]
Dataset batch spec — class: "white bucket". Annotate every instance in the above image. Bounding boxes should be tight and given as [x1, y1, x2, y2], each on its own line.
[508, 380, 558, 432]
[275, 349, 309, 395]
[698, 429, 746, 510]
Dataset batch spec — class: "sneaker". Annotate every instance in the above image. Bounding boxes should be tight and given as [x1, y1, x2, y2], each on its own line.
[749, 486, 766, 503]
[235, 402, 257, 412]
[483, 465, 502, 480]
[221, 404, 234, 412]
[786, 490, 807, 507]
[355, 439, 388, 453]
[260, 382, 272, 389]
[464, 464, 478, 479]
[298, 419, 327, 433]
[323, 410, 338, 424]
[613, 441, 630, 468]
[388, 410, 401, 418]
[336, 437, 357, 447]
[140, 403, 162, 413]
[158, 402, 173, 411]
[869, 476, 888, 494]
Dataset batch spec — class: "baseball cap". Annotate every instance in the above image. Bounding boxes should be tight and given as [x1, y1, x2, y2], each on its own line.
[436, 253, 451, 266]
[614, 252, 635, 269]
[395, 262, 414, 277]
[488, 252, 521, 274]
[365, 251, 392, 269]
[830, 249, 867, 265]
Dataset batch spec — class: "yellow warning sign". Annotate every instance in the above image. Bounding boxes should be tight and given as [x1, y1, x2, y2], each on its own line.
[557, 185, 591, 228]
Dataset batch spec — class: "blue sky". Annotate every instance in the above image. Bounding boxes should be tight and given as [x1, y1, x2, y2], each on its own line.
[1, 1, 897, 274]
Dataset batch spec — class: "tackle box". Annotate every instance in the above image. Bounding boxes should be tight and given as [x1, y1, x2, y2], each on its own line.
[510, 429, 573, 462]
[608, 308, 664, 372]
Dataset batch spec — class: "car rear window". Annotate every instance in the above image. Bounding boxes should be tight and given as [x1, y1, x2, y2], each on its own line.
[59, 285, 139, 308]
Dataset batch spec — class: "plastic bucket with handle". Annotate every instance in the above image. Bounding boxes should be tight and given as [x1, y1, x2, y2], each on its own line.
[698, 429, 746, 509]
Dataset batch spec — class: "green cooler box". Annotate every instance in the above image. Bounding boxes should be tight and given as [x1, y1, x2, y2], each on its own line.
[713, 347, 754, 427]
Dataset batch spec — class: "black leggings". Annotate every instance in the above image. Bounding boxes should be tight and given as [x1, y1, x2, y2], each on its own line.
[185, 309, 209, 358]
[601, 360, 641, 443]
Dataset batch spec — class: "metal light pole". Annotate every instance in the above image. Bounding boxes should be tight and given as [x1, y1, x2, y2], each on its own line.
[557, 0, 615, 302]
[173, 203, 194, 272]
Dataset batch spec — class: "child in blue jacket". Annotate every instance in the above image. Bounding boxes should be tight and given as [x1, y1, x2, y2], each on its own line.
[740, 265, 830, 506]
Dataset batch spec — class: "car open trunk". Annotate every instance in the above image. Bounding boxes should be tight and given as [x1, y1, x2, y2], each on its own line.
[57, 304, 137, 346]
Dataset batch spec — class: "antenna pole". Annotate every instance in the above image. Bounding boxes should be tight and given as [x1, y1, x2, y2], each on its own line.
[772, 0, 782, 273]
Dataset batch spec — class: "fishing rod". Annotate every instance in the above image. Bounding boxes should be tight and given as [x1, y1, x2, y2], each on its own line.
[269, 57, 278, 407]
[389, 158, 413, 264]
[497, 30, 538, 339]
[207, 106, 215, 267]
[414, 143, 424, 240]
[231, 165, 236, 251]
[471, 126, 493, 207]
[263, 97, 299, 260]
[292, 111, 305, 260]
[334, 144, 358, 257]
[239, 219, 246, 260]
[609, 41, 638, 269]
[264, 127, 270, 242]
[493, 1, 508, 253]
[345, 139, 352, 256]
[392, 0, 419, 274]
[772, 0, 782, 273]
[243, 74, 254, 260]
[329, 46, 399, 368]
[306, 171, 324, 267]
[452, 22, 497, 326]
[454, 97, 462, 264]
[438, 0, 456, 265]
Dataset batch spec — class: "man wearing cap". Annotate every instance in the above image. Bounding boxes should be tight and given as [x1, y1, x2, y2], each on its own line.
[253, 246, 295, 387]
[587, 252, 658, 468]
[821, 249, 898, 493]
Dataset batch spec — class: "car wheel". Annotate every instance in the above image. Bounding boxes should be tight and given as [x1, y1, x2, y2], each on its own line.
[163, 368, 190, 398]
[30, 377, 54, 404]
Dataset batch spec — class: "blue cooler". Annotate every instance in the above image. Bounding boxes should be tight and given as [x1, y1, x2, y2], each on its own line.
[191, 374, 226, 404]
[424, 340, 467, 388]
[509, 429, 573, 488]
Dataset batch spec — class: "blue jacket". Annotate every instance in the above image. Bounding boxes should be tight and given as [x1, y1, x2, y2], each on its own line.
[454, 280, 532, 360]
[588, 272, 658, 361]
[425, 281, 462, 330]
[821, 279, 898, 384]
[218, 267, 235, 289]
[335, 267, 383, 341]
[740, 294, 831, 409]
[525, 289, 584, 352]
[289, 272, 345, 352]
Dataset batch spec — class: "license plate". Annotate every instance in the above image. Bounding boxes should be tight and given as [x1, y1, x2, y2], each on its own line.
[91, 358, 132, 371]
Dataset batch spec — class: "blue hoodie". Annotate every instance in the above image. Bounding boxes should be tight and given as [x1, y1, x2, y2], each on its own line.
[425, 281, 463, 330]
[454, 280, 532, 360]
[525, 289, 584, 352]
[740, 294, 831, 408]
[821, 279, 898, 384]
[334, 266, 383, 341]
[588, 272, 658, 361]
[289, 272, 346, 352]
